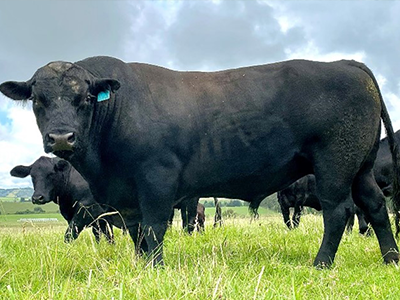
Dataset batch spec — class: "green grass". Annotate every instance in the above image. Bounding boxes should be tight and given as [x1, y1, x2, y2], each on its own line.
[0, 215, 399, 299]
[0, 197, 20, 202]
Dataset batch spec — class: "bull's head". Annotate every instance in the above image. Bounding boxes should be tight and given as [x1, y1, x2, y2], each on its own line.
[0, 61, 120, 160]
[10, 156, 71, 204]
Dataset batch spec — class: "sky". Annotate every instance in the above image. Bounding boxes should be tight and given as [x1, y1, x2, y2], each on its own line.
[0, 0, 399, 188]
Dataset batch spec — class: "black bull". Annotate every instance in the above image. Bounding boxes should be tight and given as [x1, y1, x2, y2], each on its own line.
[2, 56, 400, 267]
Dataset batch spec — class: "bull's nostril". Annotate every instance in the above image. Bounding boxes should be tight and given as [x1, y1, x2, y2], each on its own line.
[32, 195, 44, 204]
[67, 132, 75, 144]
[47, 132, 75, 152]
[48, 134, 56, 145]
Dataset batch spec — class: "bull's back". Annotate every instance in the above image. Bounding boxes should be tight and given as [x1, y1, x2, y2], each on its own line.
[167, 61, 382, 197]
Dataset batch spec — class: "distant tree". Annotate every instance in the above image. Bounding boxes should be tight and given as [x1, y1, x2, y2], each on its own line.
[33, 207, 45, 213]
[202, 200, 215, 208]
[259, 193, 280, 212]
[15, 209, 34, 215]
[226, 199, 243, 207]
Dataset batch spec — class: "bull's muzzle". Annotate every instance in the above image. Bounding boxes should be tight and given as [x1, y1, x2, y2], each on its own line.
[46, 132, 75, 152]
[32, 195, 45, 204]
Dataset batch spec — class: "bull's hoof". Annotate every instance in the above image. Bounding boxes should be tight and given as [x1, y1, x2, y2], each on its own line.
[64, 236, 74, 243]
[313, 261, 332, 270]
[313, 254, 334, 270]
[145, 254, 164, 268]
[383, 250, 399, 264]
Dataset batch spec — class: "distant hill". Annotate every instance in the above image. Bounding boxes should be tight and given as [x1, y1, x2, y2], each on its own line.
[0, 187, 34, 198]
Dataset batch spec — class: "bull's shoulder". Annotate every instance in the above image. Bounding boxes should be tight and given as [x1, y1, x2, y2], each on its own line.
[76, 56, 126, 67]
[75, 56, 132, 78]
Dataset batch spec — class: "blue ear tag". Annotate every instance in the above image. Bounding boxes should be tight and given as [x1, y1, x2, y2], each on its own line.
[97, 90, 110, 102]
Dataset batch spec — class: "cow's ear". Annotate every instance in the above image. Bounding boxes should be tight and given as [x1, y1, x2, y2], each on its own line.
[91, 78, 121, 94]
[0, 81, 32, 100]
[54, 160, 70, 172]
[10, 165, 32, 178]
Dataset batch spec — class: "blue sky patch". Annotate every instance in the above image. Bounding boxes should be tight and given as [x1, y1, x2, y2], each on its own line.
[0, 110, 11, 126]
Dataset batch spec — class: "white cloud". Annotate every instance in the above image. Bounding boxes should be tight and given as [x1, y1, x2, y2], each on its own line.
[0, 98, 47, 188]
[285, 40, 366, 62]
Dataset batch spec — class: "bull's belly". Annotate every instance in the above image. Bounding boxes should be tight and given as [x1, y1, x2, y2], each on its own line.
[179, 143, 311, 201]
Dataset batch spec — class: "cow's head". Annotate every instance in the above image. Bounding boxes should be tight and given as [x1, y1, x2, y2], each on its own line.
[10, 156, 71, 204]
[0, 61, 120, 160]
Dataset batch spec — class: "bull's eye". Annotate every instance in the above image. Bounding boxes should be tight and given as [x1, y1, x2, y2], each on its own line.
[85, 93, 95, 103]
[29, 96, 40, 107]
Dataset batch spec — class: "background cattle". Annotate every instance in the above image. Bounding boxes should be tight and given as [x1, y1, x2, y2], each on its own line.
[10, 157, 124, 243]
[277, 174, 370, 235]
[168, 200, 213, 232]
[168, 197, 203, 233]
[213, 197, 223, 227]
[195, 202, 205, 231]
[2, 56, 400, 267]
[278, 130, 400, 235]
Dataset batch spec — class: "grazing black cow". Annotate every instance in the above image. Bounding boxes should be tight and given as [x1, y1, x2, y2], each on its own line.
[374, 130, 400, 197]
[196, 202, 205, 231]
[2, 56, 400, 267]
[277, 174, 370, 234]
[213, 197, 223, 228]
[10, 156, 122, 242]
[168, 197, 201, 233]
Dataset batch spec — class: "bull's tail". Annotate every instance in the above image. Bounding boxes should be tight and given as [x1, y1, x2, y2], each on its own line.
[349, 60, 400, 236]
[381, 97, 400, 237]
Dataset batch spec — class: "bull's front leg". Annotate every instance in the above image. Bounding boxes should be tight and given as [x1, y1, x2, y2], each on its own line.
[64, 221, 83, 243]
[136, 157, 181, 266]
[127, 223, 148, 255]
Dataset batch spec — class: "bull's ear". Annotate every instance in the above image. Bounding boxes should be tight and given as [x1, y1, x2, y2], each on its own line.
[0, 81, 32, 100]
[91, 78, 121, 94]
[10, 165, 32, 178]
[54, 160, 70, 172]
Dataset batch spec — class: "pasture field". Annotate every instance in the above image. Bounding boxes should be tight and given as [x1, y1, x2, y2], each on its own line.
[0, 201, 60, 215]
[0, 213, 66, 228]
[0, 214, 399, 299]
[202, 205, 273, 218]
[0, 197, 18, 203]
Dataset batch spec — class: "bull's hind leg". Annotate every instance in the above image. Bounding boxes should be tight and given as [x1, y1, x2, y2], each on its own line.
[311, 147, 360, 268]
[313, 177, 354, 268]
[352, 169, 399, 263]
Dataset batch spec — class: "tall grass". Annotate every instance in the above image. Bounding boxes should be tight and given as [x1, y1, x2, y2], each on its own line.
[0, 215, 399, 299]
